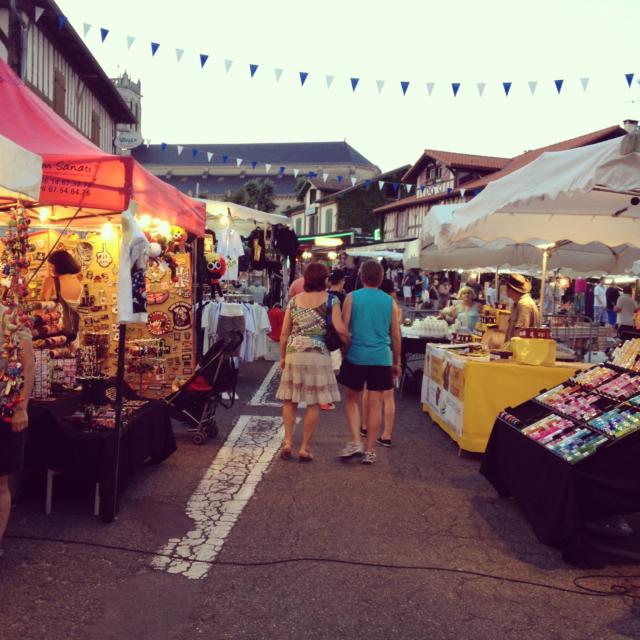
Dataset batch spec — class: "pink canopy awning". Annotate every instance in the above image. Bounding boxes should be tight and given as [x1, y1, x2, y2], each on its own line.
[0, 58, 205, 236]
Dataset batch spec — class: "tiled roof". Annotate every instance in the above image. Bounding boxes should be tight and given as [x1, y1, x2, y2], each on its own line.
[375, 124, 628, 215]
[133, 141, 378, 168]
[460, 124, 626, 191]
[402, 150, 509, 182]
[161, 174, 299, 197]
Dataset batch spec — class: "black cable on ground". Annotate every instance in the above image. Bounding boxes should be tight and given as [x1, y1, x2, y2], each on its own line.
[6, 533, 640, 601]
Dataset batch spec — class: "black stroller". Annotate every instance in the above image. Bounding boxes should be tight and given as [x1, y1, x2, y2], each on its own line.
[164, 331, 243, 445]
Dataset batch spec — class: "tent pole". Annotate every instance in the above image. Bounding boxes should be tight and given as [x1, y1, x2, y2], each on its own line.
[539, 249, 549, 312]
[494, 267, 499, 305]
[106, 323, 127, 523]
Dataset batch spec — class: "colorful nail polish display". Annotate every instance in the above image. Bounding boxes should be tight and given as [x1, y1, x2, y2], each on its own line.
[594, 372, 640, 401]
[536, 385, 605, 421]
[522, 414, 575, 443]
[545, 427, 609, 463]
[572, 365, 617, 390]
[589, 407, 640, 439]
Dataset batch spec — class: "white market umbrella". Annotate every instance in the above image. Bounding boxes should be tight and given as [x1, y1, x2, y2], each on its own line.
[441, 134, 640, 249]
[0, 134, 42, 202]
[200, 199, 290, 235]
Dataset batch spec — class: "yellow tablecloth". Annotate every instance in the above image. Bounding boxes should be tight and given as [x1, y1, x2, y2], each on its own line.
[423, 356, 587, 453]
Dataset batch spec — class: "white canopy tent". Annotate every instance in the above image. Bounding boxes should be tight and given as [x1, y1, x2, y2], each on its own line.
[200, 199, 290, 235]
[440, 134, 640, 249]
[345, 248, 404, 260]
[0, 134, 42, 202]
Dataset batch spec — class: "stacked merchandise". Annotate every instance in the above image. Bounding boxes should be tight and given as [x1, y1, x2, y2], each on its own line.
[498, 341, 640, 464]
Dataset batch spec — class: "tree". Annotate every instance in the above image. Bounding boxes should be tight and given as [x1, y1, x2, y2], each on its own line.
[224, 179, 277, 212]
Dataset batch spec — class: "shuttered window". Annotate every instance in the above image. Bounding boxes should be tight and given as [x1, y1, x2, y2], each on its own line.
[53, 69, 66, 117]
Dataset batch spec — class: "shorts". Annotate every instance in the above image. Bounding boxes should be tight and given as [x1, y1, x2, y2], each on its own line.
[337, 358, 393, 392]
[403, 286, 412, 299]
[0, 427, 27, 476]
[421, 290, 430, 303]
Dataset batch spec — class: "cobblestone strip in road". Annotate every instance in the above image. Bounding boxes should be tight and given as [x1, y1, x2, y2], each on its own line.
[247, 361, 281, 407]
[151, 414, 287, 579]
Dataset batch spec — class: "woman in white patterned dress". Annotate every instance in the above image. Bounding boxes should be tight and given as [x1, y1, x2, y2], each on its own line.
[276, 263, 349, 461]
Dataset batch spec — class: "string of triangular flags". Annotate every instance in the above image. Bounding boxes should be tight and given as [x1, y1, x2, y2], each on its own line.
[153, 141, 481, 199]
[37, 7, 639, 97]
[156, 141, 424, 195]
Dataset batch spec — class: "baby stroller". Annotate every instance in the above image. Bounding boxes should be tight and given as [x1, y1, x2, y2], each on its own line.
[164, 331, 243, 445]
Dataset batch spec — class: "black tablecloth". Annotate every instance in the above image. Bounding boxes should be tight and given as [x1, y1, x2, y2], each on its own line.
[25, 393, 176, 521]
[481, 418, 640, 556]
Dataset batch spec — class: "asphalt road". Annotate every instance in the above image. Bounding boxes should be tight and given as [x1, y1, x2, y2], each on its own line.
[1, 359, 639, 639]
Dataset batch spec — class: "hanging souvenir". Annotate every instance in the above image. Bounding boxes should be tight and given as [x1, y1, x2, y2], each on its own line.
[147, 311, 172, 336]
[203, 252, 226, 298]
[74, 241, 93, 269]
[169, 302, 192, 330]
[96, 243, 113, 268]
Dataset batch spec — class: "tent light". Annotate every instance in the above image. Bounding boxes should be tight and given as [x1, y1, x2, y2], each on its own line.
[156, 220, 171, 238]
[138, 214, 151, 230]
[38, 207, 51, 222]
[101, 221, 115, 241]
[302, 250, 313, 260]
[327, 251, 338, 261]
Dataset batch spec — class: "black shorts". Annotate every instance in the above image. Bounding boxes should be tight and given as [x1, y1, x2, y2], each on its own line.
[0, 427, 27, 476]
[337, 359, 393, 392]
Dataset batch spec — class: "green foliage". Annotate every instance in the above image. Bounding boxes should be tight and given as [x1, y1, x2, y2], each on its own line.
[336, 188, 387, 234]
[224, 178, 277, 212]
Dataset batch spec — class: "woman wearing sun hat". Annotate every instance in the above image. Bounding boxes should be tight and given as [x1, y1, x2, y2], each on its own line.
[504, 274, 541, 341]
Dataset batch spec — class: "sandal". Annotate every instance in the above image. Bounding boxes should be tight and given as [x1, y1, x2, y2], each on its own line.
[280, 444, 293, 460]
[298, 449, 314, 462]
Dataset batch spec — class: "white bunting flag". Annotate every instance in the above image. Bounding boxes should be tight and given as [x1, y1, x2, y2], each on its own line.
[293, 169, 300, 178]
[35, 7, 45, 23]
[580, 77, 590, 92]
[426, 82, 435, 97]
[82, 23, 91, 37]
[322, 173, 329, 183]
[460, 188, 466, 197]
[236, 158, 243, 167]
[376, 80, 385, 94]
[126, 36, 136, 50]
[274, 68, 283, 82]
[528, 80, 538, 96]
[177, 145, 184, 156]
[476, 82, 486, 97]
[224, 59, 234, 73]
[175, 48, 184, 63]
[265, 164, 272, 173]
[350, 176, 357, 187]
[207, 152, 213, 162]
[325, 75, 334, 89]
[406, 184, 413, 193]
[378, 181, 385, 191]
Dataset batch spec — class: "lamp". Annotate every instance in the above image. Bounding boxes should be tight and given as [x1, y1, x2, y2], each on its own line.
[302, 250, 312, 260]
[315, 237, 343, 247]
[327, 250, 338, 261]
[38, 207, 51, 222]
[101, 221, 115, 241]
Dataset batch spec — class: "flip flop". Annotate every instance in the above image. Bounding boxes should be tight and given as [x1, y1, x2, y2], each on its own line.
[280, 445, 292, 460]
[298, 449, 314, 462]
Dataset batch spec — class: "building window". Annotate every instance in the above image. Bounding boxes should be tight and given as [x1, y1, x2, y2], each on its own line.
[295, 218, 302, 235]
[53, 69, 66, 117]
[325, 208, 333, 233]
[90, 110, 101, 147]
[428, 166, 435, 181]
[308, 214, 318, 235]
[408, 209, 421, 237]
[309, 189, 317, 204]
[384, 213, 397, 240]
[436, 166, 442, 179]
[396, 211, 408, 238]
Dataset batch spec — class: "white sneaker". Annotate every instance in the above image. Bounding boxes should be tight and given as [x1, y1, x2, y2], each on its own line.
[361, 450, 377, 465]
[338, 442, 363, 459]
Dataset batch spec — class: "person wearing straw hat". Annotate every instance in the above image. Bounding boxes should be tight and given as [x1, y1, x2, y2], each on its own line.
[504, 274, 540, 342]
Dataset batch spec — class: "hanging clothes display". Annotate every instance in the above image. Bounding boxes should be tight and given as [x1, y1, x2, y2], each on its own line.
[272, 224, 299, 285]
[217, 228, 244, 281]
[118, 209, 150, 324]
[247, 228, 267, 270]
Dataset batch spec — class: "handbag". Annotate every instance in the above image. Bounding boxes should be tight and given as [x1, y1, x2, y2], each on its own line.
[53, 277, 80, 340]
[324, 293, 343, 352]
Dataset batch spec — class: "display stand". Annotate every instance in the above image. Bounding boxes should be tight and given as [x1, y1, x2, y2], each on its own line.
[481, 352, 640, 562]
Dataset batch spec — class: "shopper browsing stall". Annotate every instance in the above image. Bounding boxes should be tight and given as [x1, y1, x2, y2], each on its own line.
[614, 286, 638, 339]
[504, 274, 540, 341]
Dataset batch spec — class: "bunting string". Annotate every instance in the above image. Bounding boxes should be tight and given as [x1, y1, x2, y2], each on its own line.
[38, 6, 639, 99]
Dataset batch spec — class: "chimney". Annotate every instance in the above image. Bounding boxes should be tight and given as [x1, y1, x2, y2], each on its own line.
[623, 119, 639, 133]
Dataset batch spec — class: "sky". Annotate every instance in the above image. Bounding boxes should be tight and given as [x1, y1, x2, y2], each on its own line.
[57, 0, 640, 172]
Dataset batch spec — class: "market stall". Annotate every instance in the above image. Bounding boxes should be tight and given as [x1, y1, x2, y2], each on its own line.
[481, 339, 640, 561]
[0, 58, 205, 520]
[421, 343, 587, 452]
